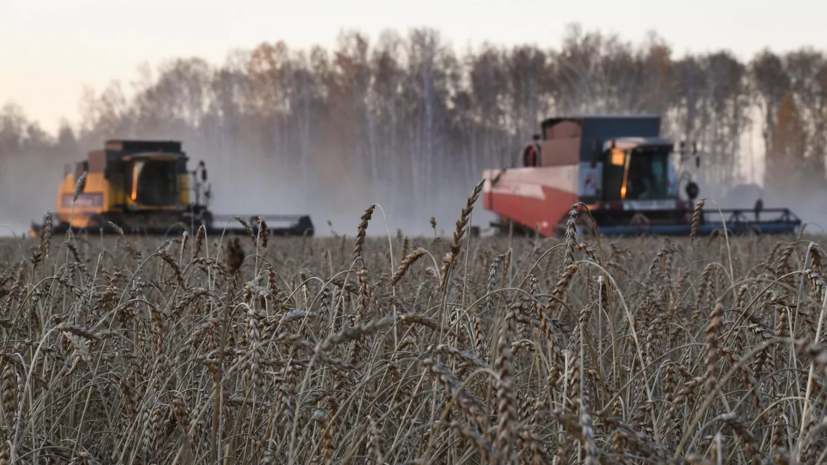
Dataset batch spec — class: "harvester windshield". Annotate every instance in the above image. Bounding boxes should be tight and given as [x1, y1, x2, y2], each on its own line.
[604, 148, 670, 201]
[129, 159, 179, 207]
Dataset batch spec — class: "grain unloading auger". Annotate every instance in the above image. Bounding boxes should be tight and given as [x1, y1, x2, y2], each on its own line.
[481, 115, 801, 238]
[29, 139, 314, 238]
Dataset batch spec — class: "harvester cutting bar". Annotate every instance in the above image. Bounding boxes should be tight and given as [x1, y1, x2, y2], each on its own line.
[592, 207, 800, 236]
[209, 214, 315, 237]
[29, 215, 315, 238]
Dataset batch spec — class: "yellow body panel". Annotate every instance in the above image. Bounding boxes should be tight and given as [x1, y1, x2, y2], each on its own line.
[179, 173, 190, 205]
[55, 163, 189, 228]
[55, 172, 108, 228]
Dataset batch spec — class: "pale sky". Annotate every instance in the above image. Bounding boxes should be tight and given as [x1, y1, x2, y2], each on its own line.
[2, 0, 826, 135]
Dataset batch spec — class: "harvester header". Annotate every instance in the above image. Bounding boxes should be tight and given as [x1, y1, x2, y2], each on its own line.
[30, 139, 314, 237]
[482, 115, 801, 237]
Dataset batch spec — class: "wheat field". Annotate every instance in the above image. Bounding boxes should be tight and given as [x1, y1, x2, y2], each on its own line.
[2, 191, 827, 464]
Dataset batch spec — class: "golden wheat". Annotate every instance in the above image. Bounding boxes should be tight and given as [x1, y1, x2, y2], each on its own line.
[2, 195, 827, 464]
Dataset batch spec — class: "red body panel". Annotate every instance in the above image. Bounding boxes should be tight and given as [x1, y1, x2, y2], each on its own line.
[482, 165, 581, 237]
[483, 187, 578, 237]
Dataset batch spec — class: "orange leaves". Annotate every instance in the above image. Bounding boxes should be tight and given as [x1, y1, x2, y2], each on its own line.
[247, 41, 291, 113]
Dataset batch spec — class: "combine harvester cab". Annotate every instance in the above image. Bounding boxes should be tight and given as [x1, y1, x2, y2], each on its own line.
[482, 115, 801, 237]
[30, 139, 314, 237]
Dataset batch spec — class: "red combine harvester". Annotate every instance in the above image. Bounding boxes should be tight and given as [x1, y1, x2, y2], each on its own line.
[481, 115, 801, 237]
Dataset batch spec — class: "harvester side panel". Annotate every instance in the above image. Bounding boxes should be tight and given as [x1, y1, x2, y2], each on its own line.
[88, 150, 107, 172]
[546, 120, 581, 139]
[538, 138, 580, 166]
[483, 166, 578, 236]
[578, 162, 603, 203]
[105, 140, 182, 154]
[541, 115, 661, 163]
[55, 168, 109, 228]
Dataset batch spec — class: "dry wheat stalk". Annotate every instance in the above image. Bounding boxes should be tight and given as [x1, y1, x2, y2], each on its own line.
[354, 204, 376, 260]
[0, 210, 821, 464]
[690, 198, 705, 240]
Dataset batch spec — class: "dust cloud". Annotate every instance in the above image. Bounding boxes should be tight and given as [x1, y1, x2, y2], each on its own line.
[174, 136, 493, 239]
[0, 151, 65, 238]
[687, 178, 827, 235]
[761, 187, 827, 235]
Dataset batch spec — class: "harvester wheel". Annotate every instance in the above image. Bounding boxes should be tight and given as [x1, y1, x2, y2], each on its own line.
[87, 214, 105, 229]
[631, 213, 650, 227]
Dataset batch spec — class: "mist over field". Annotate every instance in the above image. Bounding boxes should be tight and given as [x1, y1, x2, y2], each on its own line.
[2, 24, 827, 236]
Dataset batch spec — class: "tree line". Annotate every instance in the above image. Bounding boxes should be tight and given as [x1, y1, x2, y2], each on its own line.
[1, 24, 824, 230]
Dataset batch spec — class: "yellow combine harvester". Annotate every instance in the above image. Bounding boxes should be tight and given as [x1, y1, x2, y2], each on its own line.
[30, 139, 314, 237]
